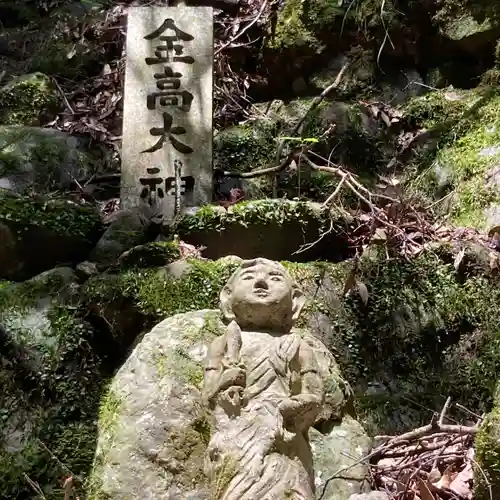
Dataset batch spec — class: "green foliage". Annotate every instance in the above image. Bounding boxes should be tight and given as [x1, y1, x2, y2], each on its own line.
[402, 88, 472, 130]
[403, 88, 500, 227]
[0, 272, 65, 314]
[0, 195, 101, 239]
[0, 73, 58, 126]
[475, 404, 500, 499]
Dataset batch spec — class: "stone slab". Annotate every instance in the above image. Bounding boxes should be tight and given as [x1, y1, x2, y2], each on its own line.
[121, 6, 213, 222]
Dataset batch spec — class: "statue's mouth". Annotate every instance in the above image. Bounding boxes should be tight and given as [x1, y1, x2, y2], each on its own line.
[253, 289, 269, 297]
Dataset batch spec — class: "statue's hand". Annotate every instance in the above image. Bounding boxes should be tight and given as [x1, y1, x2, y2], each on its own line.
[218, 366, 246, 392]
[218, 385, 244, 416]
[278, 395, 321, 429]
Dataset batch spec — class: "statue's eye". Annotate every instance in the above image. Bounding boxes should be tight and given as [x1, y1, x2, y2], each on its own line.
[270, 276, 282, 281]
[242, 275, 253, 280]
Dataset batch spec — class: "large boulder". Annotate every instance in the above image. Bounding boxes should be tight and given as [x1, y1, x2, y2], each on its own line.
[433, 4, 500, 52]
[0, 126, 94, 195]
[89, 205, 164, 268]
[89, 309, 371, 500]
[475, 384, 500, 500]
[175, 200, 353, 262]
[0, 194, 102, 280]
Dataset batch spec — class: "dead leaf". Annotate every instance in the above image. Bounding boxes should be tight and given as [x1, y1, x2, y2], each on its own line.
[454, 248, 466, 270]
[434, 465, 457, 489]
[67, 45, 77, 59]
[449, 461, 473, 499]
[380, 111, 391, 127]
[356, 280, 369, 305]
[415, 476, 435, 500]
[372, 228, 387, 242]
[488, 225, 500, 238]
[428, 467, 441, 484]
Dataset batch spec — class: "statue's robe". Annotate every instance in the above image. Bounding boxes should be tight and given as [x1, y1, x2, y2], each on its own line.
[206, 330, 321, 500]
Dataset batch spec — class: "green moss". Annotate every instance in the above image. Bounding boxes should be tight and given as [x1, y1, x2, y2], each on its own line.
[0, 73, 58, 126]
[156, 346, 204, 387]
[0, 272, 65, 314]
[0, 195, 101, 239]
[269, 0, 322, 50]
[177, 199, 328, 235]
[475, 404, 500, 500]
[214, 123, 277, 173]
[0, 126, 94, 193]
[402, 87, 473, 130]
[82, 259, 238, 324]
[119, 241, 181, 269]
[86, 388, 122, 500]
[402, 88, 500, 227]
[0, 303, 105, 499]
[433, 0, 500, 40]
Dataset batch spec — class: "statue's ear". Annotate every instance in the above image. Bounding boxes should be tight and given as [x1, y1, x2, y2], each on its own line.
[219, 285, 235, 322]
[292, 286, 306, 321]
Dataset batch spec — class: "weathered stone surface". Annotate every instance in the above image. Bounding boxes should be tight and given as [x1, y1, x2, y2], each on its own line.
[121, 7, 213, 221]
[90, 310, 218, 500]
[0, 126, 93, 195]
[0, 267, 78, 372]
[90, 208, 155, 267]
[202, 258, 369, 499]
[313, 415, 372, 499]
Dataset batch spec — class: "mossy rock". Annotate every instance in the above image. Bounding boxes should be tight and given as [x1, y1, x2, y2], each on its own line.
[433, 1, 500, 48]
[0, 271, 106, 500]
[118, 241, 181, 269]
[174, 199, 353, 262]
[0, 194, 102, 280]
[252, 97, 383, 178]
[0, 126, 94, 194]
[310, 47, 377, 99]
[0, 73, 58, 126]
[88, 310, 221, 499]
[90, 209, 158, 268]
[401, 87, 500, 228]
[89, 308, 366, 499]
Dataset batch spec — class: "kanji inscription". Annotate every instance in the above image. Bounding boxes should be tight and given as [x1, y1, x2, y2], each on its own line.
[121, 7, 213, 220]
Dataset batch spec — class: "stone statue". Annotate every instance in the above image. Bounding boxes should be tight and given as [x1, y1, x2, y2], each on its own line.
[203, 258, 342, 500]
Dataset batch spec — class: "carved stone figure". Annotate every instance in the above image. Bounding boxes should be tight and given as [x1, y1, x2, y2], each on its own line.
[203, 258, 339, 500]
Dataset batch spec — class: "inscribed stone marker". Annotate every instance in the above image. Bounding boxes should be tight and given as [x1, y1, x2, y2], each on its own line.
[121, 7, 213, 221]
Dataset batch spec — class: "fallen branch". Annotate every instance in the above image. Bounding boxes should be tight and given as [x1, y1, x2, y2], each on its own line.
[214, 0, 268, 56]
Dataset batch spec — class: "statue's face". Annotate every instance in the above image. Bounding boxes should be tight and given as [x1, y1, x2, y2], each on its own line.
[228, 263, 294, 331]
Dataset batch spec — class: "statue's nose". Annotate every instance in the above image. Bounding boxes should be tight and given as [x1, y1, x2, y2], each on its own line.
[254, 278, 268, 289]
